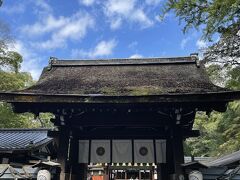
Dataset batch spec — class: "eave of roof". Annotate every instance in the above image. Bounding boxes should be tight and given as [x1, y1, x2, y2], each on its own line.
[207, 150, 240, 167]
[0, 128, 52, 152]
[0, 128, 50, 131]
[182, 161, 209, 168]
[1, 91, 240, 104]
[0, 91, 240, 114]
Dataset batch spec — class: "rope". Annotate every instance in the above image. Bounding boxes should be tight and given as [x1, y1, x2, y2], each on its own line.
[0, 165, 34, 179]
[0, 161, 49, 179]
[0, 165, 9, 177]
[217, 165, 240, 180]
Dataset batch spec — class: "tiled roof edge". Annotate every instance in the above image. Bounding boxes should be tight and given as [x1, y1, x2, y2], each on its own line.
[0, 128, 51, 131]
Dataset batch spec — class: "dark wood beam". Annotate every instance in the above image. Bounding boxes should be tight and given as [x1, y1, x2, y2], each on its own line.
[48, 128, 199, 139]
[8, 100, 230, 114]
[183, 130, 200, 138]
[1, 91, 239, 105]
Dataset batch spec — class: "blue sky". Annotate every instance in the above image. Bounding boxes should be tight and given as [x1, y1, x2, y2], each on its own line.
[0, 0, 207, 79]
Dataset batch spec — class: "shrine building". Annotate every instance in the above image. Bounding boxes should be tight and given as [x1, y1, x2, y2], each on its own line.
[1, 54, 240, 180]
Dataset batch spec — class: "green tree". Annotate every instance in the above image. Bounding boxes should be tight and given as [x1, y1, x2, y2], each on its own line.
[226, 67, 240, 90]
[216, 101, 240, 155]
[0, 20, 24, 73]
[0, 64, 54, 128]
[185, 112, 224, 157]
[0, 103, 54, 128]
[0, 22, 53, 128]
[0, 65, 36, 128]
[162, 0, 240, 157]
[185, 66, 240, 157]
[162, 0, 240, 65]
[0, 42, 34, 91]
[162, 0, 240, 39]
[0, 59, 54, 128]
[0, 72, 33, 91]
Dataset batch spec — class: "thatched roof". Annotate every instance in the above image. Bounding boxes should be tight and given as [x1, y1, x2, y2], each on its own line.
[21, 56, 225, 96]
[0, 55, 239, 110]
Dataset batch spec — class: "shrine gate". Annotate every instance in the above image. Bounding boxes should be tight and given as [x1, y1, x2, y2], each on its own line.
[1, 54, 240, 180]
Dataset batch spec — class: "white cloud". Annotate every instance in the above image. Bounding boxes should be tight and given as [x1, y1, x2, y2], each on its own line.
[104, 0, 153, 29]
[10, 41, 44, 80]
[154, 15, 161, 22]
[21, 15, 67, 36]
[1, 3, 26, 14]
[196, 39, 208, 49]
[1, 0, 53, 15]
[106, 0, 135, 15]
[145, 0, 161, 6]
[129, 54, 143, 58]
[71, 39, 117, 58]
[180, 37, 190, 49]
[22, 12, 95, 50]
[79, 0, 95, 6]
[34, 38, 65, 50]
[180, 31, 199, 49]
[128, 41, 138, 49]
[132, 9, 153, 26]
[33, 0, 52, 15]
[110, 18, 122, 29]
[92, 40, 117, 57]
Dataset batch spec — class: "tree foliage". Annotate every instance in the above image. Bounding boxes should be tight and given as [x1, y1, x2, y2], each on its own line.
[185, 66, 240, 157]
[163, 1, 240, 156]
[0, 22, 53, 128]
[0, 62, 53, 128]
[163, 0, 240, 65]
[0, 57, 54, 128]
[0, 71, 33, 91]
[0, 103, 54, 128]
[163, 0, 240, 39]
[204, 29, 240, 66]
[0, 20, 24, 73]
[185, 112, 223, 157]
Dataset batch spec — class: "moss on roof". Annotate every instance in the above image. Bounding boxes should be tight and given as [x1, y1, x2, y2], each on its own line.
[20, 57, 226, 96]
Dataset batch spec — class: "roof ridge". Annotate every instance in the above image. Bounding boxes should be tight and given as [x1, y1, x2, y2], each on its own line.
[53, 56, 192, 61]
[47, 56, 196, 68]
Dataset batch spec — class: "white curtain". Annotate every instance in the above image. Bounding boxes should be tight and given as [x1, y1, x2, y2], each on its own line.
[112, 140, 132, 163]
[79, 139, 166, 164]
[78, 140, 89, 163]
[91, 140, 110, 163]
[155, 139, 166, 163]
[134, 140, 154, 163]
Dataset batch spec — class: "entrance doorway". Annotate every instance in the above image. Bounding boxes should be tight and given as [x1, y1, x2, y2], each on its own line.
[109, 165, 154, 180]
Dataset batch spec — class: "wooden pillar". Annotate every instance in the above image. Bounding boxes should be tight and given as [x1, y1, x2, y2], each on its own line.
[69, 131, 88, 180]
[104, 165, 109, 180]
[57, 127, 71, 180]
[109, 168, 112, 180]
[57, 126, 88, 180]
[163, 136, 173, 180]
[70, 164, 88, 180]
[168, 126, 184, 180]
[157, 163, 167, 180]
